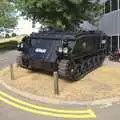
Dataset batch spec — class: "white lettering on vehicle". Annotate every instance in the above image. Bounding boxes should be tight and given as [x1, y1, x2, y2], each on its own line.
[101, 40, 106, 44]
[35, 48, 47, 53]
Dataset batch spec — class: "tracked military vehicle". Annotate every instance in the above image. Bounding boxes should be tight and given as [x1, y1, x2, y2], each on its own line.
[17, 29, 108, 80]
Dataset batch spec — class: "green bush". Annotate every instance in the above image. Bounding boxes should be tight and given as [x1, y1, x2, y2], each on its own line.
[0, 41, 17, 51]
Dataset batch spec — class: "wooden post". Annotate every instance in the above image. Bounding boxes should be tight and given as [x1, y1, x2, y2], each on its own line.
[53, 72, 59, 95]
[10, 64, 14, 80]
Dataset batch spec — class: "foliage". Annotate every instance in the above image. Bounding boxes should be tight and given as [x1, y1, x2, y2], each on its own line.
[0, 0, 17, 28]
[16, 0, 102, 31]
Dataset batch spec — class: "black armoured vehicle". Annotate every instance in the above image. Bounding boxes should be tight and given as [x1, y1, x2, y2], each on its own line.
[17, 29, 109, 80]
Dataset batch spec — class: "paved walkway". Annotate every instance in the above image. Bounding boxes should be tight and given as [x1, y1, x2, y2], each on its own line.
[0, 50, 19, 69]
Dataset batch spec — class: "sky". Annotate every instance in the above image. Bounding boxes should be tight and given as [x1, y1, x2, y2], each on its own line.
[16, 17, 41, 35]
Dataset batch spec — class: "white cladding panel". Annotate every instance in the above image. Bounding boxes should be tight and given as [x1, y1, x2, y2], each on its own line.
[99, 9, 120, 36]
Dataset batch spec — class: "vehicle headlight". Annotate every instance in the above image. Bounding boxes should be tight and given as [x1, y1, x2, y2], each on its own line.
[63, 47, 68, 54]
[17, 43, 23, 48]
[20, 43, 24, 48]
[17, 44, 20, 48]
[58, 47, 63, 53]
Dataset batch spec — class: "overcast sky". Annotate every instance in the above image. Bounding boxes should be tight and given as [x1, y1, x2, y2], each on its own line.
[16, 17, 41, 35]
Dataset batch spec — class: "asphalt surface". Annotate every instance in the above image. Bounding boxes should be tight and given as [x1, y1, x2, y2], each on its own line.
[0, 102, 120, 120]
[0, 50, 19, 69]
[0, 50, 120, 120]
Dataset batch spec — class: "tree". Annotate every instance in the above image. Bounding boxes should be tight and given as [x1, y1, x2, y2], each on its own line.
[0, 0, 17, 28]
[16, 0, 102, 31]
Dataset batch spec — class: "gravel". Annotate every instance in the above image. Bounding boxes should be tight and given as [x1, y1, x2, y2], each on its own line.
[0, 61, 120, 102]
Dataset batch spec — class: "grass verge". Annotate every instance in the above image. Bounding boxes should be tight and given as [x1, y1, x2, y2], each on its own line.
[0, 41, 17, 51]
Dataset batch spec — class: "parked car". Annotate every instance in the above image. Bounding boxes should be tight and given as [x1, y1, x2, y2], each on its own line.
[0, 27, 17, 38]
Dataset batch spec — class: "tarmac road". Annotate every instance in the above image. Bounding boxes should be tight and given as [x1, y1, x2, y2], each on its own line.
[0, 85, 120, 120]
[0, 50, 19, 69]
[0, 50, 120, 120]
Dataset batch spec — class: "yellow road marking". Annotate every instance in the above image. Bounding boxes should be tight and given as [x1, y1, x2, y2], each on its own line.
[0, 91, 95, 115]
[0, 96, 96, 118]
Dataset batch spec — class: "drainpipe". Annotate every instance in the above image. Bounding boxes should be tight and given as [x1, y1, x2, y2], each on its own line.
[117, 0, 120, 50]
[110, 0, 113, 51]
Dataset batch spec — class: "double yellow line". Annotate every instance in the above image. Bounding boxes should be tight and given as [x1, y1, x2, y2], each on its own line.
[0, 91, 96, 118]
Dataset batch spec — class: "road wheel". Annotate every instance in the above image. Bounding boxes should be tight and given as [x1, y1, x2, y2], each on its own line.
[86, 58, 93, 70]
[58, 60, 80, 80]
[96, 55, 101, 66]
[91, 57, 97, 68]
[100, 54, 105, 64]
[80, 61, 88, 74]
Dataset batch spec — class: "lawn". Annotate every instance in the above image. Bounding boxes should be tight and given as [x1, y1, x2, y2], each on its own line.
[0, 35, 25, 43]
[0, 35, 25, 51]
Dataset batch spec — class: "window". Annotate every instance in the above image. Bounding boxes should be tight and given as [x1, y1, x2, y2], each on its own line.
[105, 0, 119, 13]
[112, 36, 118, 51]
[105, 0, 110, 13]
[112, 0, 118, 11]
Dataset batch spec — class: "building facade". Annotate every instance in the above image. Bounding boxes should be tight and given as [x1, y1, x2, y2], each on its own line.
[99, 0, 120, 51]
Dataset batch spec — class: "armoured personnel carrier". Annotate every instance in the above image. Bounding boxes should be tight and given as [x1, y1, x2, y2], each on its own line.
[17, 29, 109, 80]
